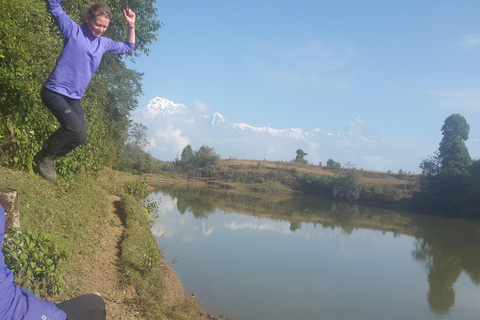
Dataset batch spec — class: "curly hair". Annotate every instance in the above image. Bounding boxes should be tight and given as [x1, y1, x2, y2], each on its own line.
[85, 3, 112, 21]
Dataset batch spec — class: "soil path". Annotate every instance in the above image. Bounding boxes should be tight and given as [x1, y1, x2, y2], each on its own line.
[81, 193, 217, 320]
[82, 195, 140, 319]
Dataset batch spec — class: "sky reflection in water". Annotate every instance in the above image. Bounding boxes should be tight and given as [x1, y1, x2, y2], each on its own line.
[150, 189, 480, 320]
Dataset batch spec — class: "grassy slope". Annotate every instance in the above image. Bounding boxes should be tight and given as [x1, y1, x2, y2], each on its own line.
[178, 158, 421, 204]
[216, 158, 419, 186]
[0, 166, 213, 319]
[1, 167, 111, 298]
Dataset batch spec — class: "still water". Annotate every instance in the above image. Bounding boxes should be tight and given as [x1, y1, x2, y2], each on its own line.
[149, 185, 480, 320]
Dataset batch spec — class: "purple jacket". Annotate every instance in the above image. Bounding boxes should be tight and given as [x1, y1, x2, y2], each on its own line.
[44, 0, 135, 99]
[0, 204, 66, 320]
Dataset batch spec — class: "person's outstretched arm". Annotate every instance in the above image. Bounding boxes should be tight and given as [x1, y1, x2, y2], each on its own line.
[123, 5, 136, 43]
[46, 0, 77, 39]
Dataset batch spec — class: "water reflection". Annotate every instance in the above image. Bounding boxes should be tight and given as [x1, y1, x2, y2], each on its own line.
[157, 184, 414, 235]
[151, 184, 480, 318]
[412, 217, 480, 315]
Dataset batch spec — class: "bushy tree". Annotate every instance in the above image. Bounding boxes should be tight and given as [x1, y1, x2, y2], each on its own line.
[115, 122, 164, 174]
[177, 145, 220, 171]
[180, 145, 194, 170]
[0, 0, 162, 177]
[418, 114, 480, 217]
[332, 170, 361, 202]
[420, 114, 471, 177]
[193, 145, 220, 168]
[0, 0, 63, 171]
[326, 158, 341, 170]
[127, 123, 149, 151]
[438, 114, 471, 175]
[294, 149, 308, 164]
[420, 151, 441, 175]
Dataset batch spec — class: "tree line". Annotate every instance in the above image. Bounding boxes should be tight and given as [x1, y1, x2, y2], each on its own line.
[291, 114, 480, 219]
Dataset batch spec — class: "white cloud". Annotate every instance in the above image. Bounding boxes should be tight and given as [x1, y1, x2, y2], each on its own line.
[202, 221, 215, 236]
[458, 34, 480, 47]
[224, 221, 292, 235]
[149, 125, 190, 155]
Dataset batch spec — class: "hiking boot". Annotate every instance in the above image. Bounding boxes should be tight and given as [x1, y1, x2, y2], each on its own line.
[33, 149, 57, 181]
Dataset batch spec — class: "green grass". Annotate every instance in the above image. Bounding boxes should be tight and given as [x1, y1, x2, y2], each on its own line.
[0, 167, 211, 319]
[0, 167, 110, 298]
[119, 194, 209, 319]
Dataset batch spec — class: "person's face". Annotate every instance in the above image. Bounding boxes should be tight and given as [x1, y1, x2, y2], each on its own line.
[87, 15, 109, 38]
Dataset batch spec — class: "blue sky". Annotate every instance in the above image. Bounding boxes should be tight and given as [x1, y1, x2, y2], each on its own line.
[128, 0, 480, 163]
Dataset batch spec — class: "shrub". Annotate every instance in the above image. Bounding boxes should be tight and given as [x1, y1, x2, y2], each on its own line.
[332, 170, 361, 202]
[2, 229, 68, 297]
[326, 158, 341, 170]
[123, 179, 148, 199]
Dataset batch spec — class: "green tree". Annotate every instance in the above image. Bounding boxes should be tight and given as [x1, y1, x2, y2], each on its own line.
[417, 114, 479, 217]
[127, 122, 149, 151]
[419, 151, 441, 175]
[344, 161, 355, 169]
[0, 0, 162, 177]
[0, 0, 63, 170]
[438, 114, 471, 175]
[175, 145, 220, 171]
[326, 158, 341, 170]
[180, 145, 194, 170]
[332, 169, 361, 202]
[294, 149, 308, 164]
[194, 145, 220, 168]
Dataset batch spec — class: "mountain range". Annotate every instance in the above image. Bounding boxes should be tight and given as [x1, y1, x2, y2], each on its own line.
[134, 97, 430, 173]
[142, 97, 383, 141]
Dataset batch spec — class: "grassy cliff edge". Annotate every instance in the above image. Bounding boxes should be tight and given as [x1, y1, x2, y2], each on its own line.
[0, 166, 215, 319]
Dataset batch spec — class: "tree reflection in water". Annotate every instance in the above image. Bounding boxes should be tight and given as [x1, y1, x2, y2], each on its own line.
[151, 184, 480, 315]
[412, 216, 480, 314]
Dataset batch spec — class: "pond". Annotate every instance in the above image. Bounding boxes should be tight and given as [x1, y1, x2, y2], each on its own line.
[149, 185, 480, 320]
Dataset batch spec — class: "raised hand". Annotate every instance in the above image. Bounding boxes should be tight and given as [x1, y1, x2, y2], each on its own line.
[123, 5, 136, 27]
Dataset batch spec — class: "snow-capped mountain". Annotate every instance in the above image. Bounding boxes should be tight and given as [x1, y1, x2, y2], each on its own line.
[337, 116, 384, 141]
[210, 112, 227, 126]
[230, 123, 313, 140]
[141, 97, 381, 142]
[144, 97, 190, 117]
[133, 97, 424, 172]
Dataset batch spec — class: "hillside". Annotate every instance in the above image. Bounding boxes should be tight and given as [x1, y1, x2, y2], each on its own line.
[169, 159, 421, 207]
[0, 166, 217, 320]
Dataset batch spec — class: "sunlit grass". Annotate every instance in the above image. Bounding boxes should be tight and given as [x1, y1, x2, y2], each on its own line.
[0, 167, 109, 298]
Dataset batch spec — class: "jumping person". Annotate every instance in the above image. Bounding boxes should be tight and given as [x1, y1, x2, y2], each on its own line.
[34, 0, 136, 180]
[0, 204, 107, 319]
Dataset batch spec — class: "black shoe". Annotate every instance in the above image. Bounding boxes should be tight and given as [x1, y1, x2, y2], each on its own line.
[34, 149, 57, 181]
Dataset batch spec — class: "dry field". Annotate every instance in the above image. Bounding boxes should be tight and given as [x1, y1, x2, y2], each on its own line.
[217, 158, 420, 188]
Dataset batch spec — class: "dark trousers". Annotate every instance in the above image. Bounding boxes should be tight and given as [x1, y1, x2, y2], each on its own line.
[56, 294, 107, 320]
[40, 86, 87, 157]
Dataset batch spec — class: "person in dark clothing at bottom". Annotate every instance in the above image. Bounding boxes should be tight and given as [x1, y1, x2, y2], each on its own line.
[0, 204, 106, 320]
[57, 294, 107, 320]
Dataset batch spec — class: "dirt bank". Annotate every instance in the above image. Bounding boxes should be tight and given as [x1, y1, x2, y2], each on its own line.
[79, 193, 217, 319]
